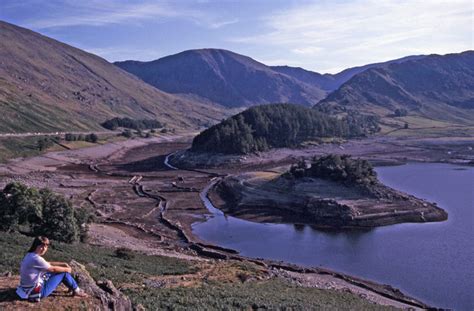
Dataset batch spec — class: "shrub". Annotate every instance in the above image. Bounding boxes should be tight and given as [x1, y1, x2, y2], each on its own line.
[101, 117, 162, 130]
[0, 183, 90, 243]
[86, 133, 98, 143]
[37, 137, 54, 151]
[288, 154, 377, 186]
[115, 248, 135, 260]
[122, 129, 133, 138]
[38, 189, 78, 242]
[65, 133, 76, 141]
[0, 182, 42, 233]
[394, 108, 408, 117]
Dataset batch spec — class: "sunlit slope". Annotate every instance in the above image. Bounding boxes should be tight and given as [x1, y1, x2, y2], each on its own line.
[0, 21, 226, 133]
[316, 51, 474, 134]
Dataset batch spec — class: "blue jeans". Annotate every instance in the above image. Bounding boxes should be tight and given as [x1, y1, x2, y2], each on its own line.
[41, 272, 78, 298]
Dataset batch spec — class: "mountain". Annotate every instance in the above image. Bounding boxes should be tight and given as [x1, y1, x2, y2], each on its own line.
[271, 55, 425, 92]
[115, 49, 327, 108]
[269, 66, 336, 91]
[0, 21, 226, 133]
[316, 51, 474, 125]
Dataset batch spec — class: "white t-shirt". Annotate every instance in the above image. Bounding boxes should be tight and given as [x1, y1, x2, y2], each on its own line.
[19, 252, 51, 288]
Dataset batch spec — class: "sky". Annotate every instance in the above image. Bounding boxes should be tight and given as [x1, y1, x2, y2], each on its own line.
[1, 0, 472, 73]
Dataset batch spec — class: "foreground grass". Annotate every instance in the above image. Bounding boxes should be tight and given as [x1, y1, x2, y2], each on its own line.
[125, 280, 395, 311]
[0, 232, 195, 284]
[0, 232, 393, 310]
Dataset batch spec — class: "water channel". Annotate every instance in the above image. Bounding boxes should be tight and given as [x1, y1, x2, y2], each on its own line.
[192, 163, 474, 310]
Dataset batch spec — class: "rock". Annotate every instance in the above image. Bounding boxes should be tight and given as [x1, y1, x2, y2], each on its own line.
[69, 260, 132, 311]
[144, 279, 166, 288]
[134, 304, 146, 311]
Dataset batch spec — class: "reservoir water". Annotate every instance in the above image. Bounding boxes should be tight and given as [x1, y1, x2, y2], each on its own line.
[192, 163, 474, 310]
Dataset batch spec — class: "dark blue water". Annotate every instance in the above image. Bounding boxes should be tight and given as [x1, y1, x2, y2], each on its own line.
[192, 163, 474, 310]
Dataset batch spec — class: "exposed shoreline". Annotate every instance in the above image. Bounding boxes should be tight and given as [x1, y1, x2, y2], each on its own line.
[208, 172, 448, 229]
[2, 134, 470, 309]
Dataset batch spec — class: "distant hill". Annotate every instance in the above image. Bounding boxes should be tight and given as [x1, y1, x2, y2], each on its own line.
[316, 51, 474, 125]
[116, 49, 426, 109]
[115, 49, 327, 108]
[271, 55, 425, 92]
[0, 21, 225, 133]
[191, 103, 379, 154]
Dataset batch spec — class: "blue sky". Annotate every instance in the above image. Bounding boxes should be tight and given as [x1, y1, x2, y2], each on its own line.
[1, 0, 472, 73]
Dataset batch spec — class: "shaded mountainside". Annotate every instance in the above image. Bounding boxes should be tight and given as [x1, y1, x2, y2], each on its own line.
[0, 21, 226, 133]
[115, 49, 327, 108]
[271, 55, 425, 92]
[316, 51, 474, 125]
[191, 104, 379, 154]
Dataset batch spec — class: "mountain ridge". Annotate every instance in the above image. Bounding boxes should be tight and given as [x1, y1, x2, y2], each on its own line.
[316, 51, 474, 125]
[116, 49, 428, 109]
[115, 48, 328, 108]
[0, 21, 226, 133]
[271, 55, 426, 92]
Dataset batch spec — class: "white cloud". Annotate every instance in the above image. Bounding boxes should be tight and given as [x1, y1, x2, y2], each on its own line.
[231, 0, 473, 72]
[256, 57, 305, 67]
[80, 46, 162, 62]
[292, 46, 323, 55]
[209, 18, 239, 29]
[22, 0, 236, 30]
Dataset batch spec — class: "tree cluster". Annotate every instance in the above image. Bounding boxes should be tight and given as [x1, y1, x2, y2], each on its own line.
[101, 117, 163, 131]
[191, 104, 378, 154]
[37, 137, 54, 151]
[287, 154, 377, 186]
[65, 133, 98, 143]
[394, 108, 408, 117]
[0, 182, 92, 243]
[344, 113, 380, 136]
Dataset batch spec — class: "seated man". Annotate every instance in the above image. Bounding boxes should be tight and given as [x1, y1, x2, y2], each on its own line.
[16, 236, 88, 302]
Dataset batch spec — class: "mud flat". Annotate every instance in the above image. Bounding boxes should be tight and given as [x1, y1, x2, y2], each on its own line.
[210, 170, 448, 228]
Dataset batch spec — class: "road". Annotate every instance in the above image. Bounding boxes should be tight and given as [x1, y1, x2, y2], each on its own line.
[0, 131, 119, 138]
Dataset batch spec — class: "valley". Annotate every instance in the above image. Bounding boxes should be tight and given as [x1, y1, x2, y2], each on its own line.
[1, 130, 472, 309]
[0, 13, 473, 310]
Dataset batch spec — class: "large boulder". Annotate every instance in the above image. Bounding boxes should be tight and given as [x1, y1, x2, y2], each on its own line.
[69, 260, 132, 311]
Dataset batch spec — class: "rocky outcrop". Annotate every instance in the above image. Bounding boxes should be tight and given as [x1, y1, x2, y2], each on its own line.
[214, 173, 448, 228]
[305, 198, 356, 224]
[69, 260, 132, 311]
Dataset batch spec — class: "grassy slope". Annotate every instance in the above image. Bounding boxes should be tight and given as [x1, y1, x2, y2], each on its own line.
[0, 21, 226, 133]
[0, 232, 393, 310]
[0, 133, 130, 163]
[128, 281, 393, 310]
[317, 52, 474, 137]
[0, 137, 44, 163]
